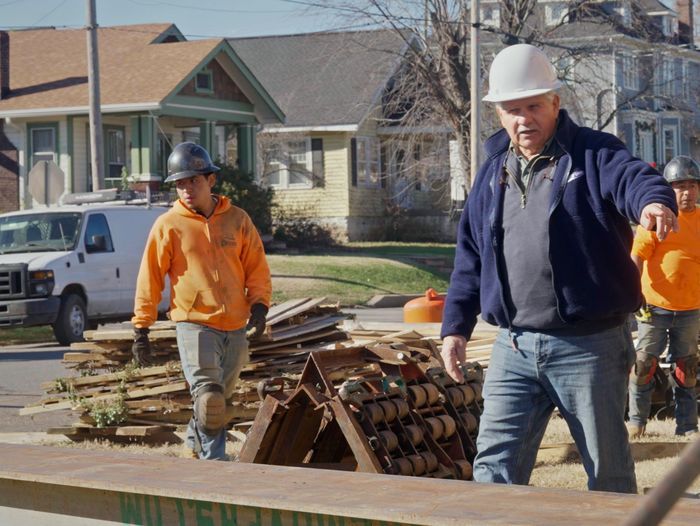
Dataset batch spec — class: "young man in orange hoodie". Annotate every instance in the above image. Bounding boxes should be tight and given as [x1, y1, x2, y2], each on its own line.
[131, 142, 272, 459]
[628, 155, 700, 437]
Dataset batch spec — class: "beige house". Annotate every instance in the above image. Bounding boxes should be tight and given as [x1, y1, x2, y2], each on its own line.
[229, 30, 455, 242]
[0, 23, 284, 212]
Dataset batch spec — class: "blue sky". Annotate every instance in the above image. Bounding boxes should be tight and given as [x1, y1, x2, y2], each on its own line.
[0, 0, 343, 38]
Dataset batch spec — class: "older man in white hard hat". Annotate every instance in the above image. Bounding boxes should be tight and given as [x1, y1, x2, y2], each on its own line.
[440, 44, 678, 493]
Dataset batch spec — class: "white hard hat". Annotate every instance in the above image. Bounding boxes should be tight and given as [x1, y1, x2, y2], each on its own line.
[482, 44, 562, 103]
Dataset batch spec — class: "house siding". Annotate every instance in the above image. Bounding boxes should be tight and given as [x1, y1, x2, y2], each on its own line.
[272, 133, 350, 219]
[179, 59, 251, 104]
[0, 127, 18, 213]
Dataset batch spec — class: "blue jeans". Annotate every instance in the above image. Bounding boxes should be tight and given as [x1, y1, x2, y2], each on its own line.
[628, 307, 699, 435]
[176, 322, 249, 460]
[474, 325, 637, 493]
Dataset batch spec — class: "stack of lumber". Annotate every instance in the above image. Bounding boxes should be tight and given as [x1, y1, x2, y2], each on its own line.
[20, 298, 351, 441]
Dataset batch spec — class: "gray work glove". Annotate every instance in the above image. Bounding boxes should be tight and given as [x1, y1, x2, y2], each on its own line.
[246, 303, 268, 340]
[132, 327, 153, 366]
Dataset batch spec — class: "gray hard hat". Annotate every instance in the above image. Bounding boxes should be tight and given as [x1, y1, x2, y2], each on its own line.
[663, 155, 700, 184]
[165, 142, 220, 183]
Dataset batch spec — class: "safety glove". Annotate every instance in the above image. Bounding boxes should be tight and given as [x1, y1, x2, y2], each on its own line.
[132, 327, 153, 366]
[246, 303, 269, 340]
[635, 301, 652, 323]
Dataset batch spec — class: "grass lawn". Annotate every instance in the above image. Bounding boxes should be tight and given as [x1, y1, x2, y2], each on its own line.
[342, 241, 455, 258]
[0, 326, 54, 345]
[268, 254, 449, 306]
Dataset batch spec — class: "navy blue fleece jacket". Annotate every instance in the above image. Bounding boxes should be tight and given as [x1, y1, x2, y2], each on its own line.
[441, 110, 677, 340]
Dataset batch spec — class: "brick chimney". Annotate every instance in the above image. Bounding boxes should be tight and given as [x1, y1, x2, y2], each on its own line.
[0, 31, 9, 99]
[677, 0, 695, 49]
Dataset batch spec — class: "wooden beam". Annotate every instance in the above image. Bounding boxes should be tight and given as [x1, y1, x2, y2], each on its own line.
[0, 444, 699, 525]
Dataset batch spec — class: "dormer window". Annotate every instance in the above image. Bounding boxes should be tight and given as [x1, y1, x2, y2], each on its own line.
[481, 5, 500, 27]
[195, 69, 214, 94]
[545, 3, 568, 26]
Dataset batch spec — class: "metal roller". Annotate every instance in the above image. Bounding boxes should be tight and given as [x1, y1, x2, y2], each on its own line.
[404, 424, 424, 446]
[408, 385, 427, 408]
[425, 417, 444, 440]
[459, 384, 475, 406]
[470, 382, 483, 402]
[461, 411, 478, 433]
[378, 400, 398, 422]
[422, 451, 439, 472]
[379, 430, 399, 451]
[392, 398, 410, 419]
[364, 403, 384, 425]
[393, 457, 413, 476]
[407, 454, 427, 476]
[447, 387, 464, 407]
[454, 459, 473, 480]
[422, 383, 440, 405]
[437, 414, 456, 438]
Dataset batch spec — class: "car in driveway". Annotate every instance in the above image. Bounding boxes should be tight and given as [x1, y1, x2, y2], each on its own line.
[0, 198, 169, 344]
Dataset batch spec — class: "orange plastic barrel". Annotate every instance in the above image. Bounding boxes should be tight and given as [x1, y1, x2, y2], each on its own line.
[403, 288, 445, 323]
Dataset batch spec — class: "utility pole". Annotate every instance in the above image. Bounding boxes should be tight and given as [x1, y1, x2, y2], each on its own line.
[470, 0, 481, 188]
[86, 0, 104, 191]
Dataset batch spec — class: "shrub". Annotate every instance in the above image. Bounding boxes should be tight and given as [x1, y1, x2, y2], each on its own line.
[213, 164, 275, 234]
[273, 209, 336, 249]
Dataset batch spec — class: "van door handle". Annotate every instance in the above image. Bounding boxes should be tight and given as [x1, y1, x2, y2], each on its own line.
[116, 267, 120, 279]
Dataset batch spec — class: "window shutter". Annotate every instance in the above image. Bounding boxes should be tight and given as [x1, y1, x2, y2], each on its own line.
[351, 138, 358, 187]
[311, 138, 324, 187]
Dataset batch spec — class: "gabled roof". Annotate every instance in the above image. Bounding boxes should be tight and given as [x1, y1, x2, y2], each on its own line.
[0, 23, 283, 122]
[228, 29, 413, 129]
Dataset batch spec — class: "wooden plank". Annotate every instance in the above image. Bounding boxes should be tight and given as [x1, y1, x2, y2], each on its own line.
[265, 297, 328, 326]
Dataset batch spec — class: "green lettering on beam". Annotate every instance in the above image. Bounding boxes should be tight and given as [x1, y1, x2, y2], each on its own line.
[120, 493, 143, 524]
[220, 503, 239, 526]
[196, 500, 215, 526]
[144, 495, 163, 526]
[174, 498, 187, 526]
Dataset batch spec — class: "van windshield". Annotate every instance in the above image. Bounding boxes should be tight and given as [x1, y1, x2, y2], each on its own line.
[0, 212, 82, 254]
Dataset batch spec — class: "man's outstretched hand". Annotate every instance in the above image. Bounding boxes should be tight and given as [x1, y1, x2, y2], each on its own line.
[440, 335, 468, 383]
[639, 203, 678, 241]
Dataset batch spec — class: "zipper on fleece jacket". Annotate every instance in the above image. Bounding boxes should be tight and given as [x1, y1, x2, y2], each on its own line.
[489, 155, 519, 351]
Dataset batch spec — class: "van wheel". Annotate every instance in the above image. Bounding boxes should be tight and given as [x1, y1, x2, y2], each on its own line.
[53, 294, 87, 345]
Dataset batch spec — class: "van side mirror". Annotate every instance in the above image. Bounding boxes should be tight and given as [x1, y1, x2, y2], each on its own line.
[86, 234, 107, 253]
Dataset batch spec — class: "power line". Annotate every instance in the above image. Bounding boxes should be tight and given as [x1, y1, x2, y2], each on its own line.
[125, 0, 299, 14]
[32, 0, 69, 26]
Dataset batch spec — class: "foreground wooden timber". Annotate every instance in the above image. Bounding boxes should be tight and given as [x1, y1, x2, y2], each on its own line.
[1, 444, 699, 526]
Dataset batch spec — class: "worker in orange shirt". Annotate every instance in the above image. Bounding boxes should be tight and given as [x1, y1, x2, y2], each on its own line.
[131, 142, 272, 459]
[628, 155, 700, 437]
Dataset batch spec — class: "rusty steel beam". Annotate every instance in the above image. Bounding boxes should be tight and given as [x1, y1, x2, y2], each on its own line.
[1, 443, 700, 525]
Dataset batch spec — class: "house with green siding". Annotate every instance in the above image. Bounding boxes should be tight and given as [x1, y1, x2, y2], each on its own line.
[229, 30, 456, 242]
[0, 23, 283, 212]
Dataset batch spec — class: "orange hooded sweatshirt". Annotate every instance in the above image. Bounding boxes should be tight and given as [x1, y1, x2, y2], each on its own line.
[132, 196, 271, 331]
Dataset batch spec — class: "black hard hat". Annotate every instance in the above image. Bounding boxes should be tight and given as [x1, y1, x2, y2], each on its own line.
[165, 142, 220, 183]
[663, 155, 700, 184]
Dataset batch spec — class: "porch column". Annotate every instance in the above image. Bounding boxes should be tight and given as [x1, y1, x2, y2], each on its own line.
[129, 115, 157, 177]
[199, 120, 217, 159]
[237, 124, 256, 176]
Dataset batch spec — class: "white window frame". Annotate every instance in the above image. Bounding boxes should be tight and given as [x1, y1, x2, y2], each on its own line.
[355, 136, 381, 189]
[30, 127, 57, 165]
[622, 53, 638, 90]
[480, 5, 500, 27]
[545, 3, 567, 26]
[659, 59, 674, 97]
[267, 138, 313, 190]
[662, 125, 679, 165]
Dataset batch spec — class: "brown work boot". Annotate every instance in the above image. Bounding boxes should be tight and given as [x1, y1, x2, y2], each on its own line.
[180, 445, 199, 459]
[627, 423, 645, 439]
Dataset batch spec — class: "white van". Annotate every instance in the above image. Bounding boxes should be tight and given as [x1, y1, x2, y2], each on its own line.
[0, 200, 169, 344]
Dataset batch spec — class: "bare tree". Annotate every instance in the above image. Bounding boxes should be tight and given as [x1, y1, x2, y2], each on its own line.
[285, 0, 690, 194]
